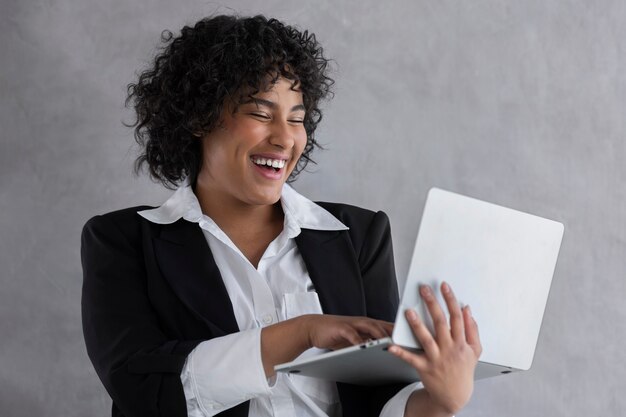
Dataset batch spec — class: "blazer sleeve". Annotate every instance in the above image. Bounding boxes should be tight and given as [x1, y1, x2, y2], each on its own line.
[81, 213, 201, 417]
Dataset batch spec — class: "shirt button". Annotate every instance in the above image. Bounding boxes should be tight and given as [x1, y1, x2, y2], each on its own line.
[261, 314, 273, 325]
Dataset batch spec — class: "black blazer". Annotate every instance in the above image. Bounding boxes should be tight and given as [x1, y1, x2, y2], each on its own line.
[81, 202, 404, 417]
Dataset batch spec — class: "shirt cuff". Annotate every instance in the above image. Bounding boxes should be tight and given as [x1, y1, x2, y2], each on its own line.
[181, 328, 270, 416]
[379, 381, 423, 417]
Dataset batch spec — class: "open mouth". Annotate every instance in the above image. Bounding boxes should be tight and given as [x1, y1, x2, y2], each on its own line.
[251, 157, 286, 172]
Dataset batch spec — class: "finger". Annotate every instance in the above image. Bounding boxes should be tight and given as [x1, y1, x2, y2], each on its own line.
[405, 308, 439, 358]
[381, 321, 395, 336]
[353, 320, 390, 340]
[370, 322, 393, 339]
[370, 320, 395, 338]
[441, 282, 465, 342]
[388, 345, 428, 372]
[337, 326, 366, 348]
[463, 306, 483, 357]
[420, 285, 450, 343]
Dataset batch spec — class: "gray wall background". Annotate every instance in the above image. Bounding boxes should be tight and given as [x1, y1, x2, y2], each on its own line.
[1, 0, 624, 415]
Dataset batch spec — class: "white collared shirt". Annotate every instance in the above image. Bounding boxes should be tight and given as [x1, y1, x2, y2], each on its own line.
[138, 183, 418, 417]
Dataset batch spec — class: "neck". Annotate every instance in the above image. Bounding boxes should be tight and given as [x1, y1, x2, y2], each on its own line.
[193, 182, 284, 238]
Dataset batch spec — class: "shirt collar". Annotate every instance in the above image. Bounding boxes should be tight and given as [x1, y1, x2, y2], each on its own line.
[137, 182, 348, 233]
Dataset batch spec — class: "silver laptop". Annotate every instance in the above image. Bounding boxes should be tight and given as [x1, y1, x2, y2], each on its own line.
[275, 188, 564, 385]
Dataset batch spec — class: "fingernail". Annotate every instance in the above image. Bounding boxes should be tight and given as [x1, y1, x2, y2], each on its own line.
[442, 281, 450, 294]
[419, 285, 431, 298]
[406, 309, 418, 322]
[389, 346, 399, 354]
[466, 305, 472, 316]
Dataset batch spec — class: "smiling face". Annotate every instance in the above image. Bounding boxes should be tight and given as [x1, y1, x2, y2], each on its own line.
[196, 77, 308, 210]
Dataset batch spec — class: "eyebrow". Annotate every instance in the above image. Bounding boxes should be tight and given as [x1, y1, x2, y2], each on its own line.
[245, 97, 305, 112]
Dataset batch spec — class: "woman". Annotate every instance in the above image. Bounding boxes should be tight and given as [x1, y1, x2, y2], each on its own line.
[81, 14, 481, 417]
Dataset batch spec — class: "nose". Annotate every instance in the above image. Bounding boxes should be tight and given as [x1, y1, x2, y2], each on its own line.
[268, 119, 295, 150]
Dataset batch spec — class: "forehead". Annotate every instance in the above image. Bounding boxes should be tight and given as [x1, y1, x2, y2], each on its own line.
[236, 77, 303, 107]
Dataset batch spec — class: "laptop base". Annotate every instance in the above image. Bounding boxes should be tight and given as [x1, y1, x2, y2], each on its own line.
[275, 338, 516, 386]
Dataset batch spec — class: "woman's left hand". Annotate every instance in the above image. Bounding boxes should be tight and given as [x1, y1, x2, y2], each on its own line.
[389, 282, 482, 416]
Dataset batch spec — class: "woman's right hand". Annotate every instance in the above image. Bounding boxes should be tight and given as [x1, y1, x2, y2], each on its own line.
[301, 314, 394, 351]
[261, 314, 394, 377]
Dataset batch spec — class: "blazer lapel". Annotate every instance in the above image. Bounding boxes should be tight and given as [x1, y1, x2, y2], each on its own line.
[296, 229, 366, 317]
[152, 219, 239, 335]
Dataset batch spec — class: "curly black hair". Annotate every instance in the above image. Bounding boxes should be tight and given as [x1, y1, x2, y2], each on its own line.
[126, 14, 334, 189]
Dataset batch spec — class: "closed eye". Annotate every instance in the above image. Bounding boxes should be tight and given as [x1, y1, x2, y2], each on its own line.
[249, 112, 271, 120]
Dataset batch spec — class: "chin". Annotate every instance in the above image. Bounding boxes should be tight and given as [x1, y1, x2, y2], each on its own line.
[247, 187, 283, 206]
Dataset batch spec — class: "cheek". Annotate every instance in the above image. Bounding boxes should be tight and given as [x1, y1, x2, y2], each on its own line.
[201, 135, 231, 174]
[294, 131, 308, 157]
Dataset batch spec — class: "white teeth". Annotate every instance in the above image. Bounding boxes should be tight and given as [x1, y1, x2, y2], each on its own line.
[252, 157, 286, 169]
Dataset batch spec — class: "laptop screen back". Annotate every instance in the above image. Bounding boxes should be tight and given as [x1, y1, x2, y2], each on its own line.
[392, 188, 564, 370]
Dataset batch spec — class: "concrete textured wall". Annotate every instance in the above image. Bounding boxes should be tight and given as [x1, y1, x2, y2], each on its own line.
[1, 0, 624, 415]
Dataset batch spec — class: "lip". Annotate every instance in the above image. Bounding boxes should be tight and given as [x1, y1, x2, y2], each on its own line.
[252, 161, 284, 180]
